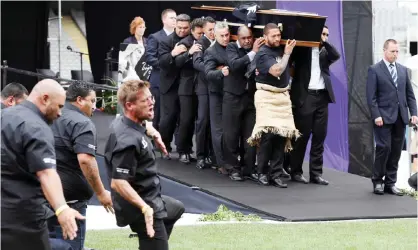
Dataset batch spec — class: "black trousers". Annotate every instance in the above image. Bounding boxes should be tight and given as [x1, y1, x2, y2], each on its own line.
[177, 95, 197, 154]
[130, 196, 185, 250]
[195, 94, 212, 160]
[222, 92, 256, 175]
[160, 89, 180, 153]
[291, 91, 329, 177]
[2, 222, 51, 250]
[209, 92, 224, 166]
[151, 87, 161, 131]
[372, 114, 406, 186]
[257, 133, 286, 179]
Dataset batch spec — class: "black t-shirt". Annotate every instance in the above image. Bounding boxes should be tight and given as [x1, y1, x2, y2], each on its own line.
[1, 101, 57, 229]
[51, 102, 97, 201]
[255, 45, 290, 88]
[104, 115, 167, 227]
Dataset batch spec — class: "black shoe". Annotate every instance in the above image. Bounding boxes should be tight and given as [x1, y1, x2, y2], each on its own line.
[258, 174, 269, 185]
[204, 157, 213, 166]
[373, 183, 384, 195]
[310, 176, 329, 185]
[196, 159, 206, 169]
[188, 154, 197, 162]
[271, 178, 288, 188]
[278, 168, 291, 179]
[229, 172, 244, 181]
[179, 154, 190, 164]
[162, 153, 172, 160]
[245, 173, 259, 182]
[291, 174, 308, 184]
[384, 185, 404, 196]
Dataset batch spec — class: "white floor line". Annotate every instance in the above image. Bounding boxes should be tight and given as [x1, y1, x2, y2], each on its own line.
[86, 206, 416, 231]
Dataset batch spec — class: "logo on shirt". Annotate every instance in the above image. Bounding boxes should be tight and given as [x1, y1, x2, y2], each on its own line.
[88, 144, 97, 151]
[43, 158, 56, 165]
[141, 137, 148, 149]
[116, 168, 129, 174]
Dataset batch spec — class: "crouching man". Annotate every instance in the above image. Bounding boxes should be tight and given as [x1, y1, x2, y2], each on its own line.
[105, 80, 185, 250]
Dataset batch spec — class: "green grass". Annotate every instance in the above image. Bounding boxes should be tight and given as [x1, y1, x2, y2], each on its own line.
[85, 219, 417, 250]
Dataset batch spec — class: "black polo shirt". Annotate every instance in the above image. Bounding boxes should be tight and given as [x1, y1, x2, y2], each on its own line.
[51, 102, 97, 201]
[104, 115, 167, 227]
[255, 45, 290, 88]
[1, 101, 57, 229]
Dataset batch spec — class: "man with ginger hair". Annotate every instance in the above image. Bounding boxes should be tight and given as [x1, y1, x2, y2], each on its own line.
[105, 79, 184, 250]
[1, 79, 84, 250]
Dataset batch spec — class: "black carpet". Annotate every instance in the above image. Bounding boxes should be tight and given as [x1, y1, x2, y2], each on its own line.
[91, 111, 418, 222]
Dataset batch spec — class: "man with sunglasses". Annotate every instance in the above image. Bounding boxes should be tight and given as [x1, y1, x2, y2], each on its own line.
[48, 82, 113, 250]
[289, 25, 340, 185]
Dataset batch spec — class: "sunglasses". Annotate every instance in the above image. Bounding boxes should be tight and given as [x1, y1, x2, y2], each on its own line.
[322, 33, 329, 37]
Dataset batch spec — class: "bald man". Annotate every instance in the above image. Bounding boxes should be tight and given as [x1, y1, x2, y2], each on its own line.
[223, 26, 263, 181]
[1, 79, 85, 250]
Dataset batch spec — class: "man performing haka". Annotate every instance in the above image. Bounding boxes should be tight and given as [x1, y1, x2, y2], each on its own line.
[247, 23, 299, 188]
[1, 79, 84, 250]
[105, 80, 184, 250]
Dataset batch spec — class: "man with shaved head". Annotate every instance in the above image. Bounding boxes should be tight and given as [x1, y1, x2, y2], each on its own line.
[1, 79, 84, 250]
[223, 26, 263, 181]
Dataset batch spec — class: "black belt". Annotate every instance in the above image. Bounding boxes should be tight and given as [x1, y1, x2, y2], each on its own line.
[308, 89, 327, 95]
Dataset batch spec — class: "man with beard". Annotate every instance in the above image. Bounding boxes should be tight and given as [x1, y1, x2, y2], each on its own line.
[175, 18, 204, 164]
[247, 23, 299, 188]
[289, 25, 340, 186]
[204, 21, 230, 174]
[1, 82, 28, 109]
[48, 82, 113, 250]
[105, 80, 185, 250]
[2, 79, 84, 250]
[146, 9, 177, 131]
[193, 16, 216, 169]
[158, 14, 190, 159]
[223, 26, 263, 180]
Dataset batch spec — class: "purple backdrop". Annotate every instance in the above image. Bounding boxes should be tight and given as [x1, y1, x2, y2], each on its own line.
[277, 1, 349, 172]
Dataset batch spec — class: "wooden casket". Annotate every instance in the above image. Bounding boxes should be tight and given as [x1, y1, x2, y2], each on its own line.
[191, 5, 327, 47]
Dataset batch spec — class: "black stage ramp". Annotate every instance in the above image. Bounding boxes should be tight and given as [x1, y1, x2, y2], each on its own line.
[157, 159, 418, 222]
[91, 111, 417, 222]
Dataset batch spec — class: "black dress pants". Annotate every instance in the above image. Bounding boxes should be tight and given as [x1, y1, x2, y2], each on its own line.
[177, 95, 197, 154]
[151, 87, 161, 131]
[209, 92, 224, 166]
[195, 94, 212, 160]
[2, 220, 51, 250]
[222, 92, 256, 175]
[290, 91, 329, 177]
[160, 89, 180, 153]
[129, 196, 185, 250]
[372, 114, 406, 186]
[257, 133, 286, 179]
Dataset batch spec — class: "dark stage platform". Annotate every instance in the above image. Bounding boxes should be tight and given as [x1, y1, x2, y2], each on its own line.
[91, 111, 417, 222]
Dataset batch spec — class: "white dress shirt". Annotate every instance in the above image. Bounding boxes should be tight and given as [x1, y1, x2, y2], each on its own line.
[308, 47, 325, 90]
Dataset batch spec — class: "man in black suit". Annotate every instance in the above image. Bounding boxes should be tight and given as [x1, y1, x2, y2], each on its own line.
[158, 14, 190, 159]
[175, 18, 204, 164]
[146, 9, 177, 131]
[204, 21, 230, 174]
[289, 25, 340, 185]
[223, 26, 263, 180]
[366, 39, 417, 195]
[193, 17, 216, 169]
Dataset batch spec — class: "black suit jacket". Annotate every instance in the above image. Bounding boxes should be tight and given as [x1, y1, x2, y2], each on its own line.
[290, 41, 340, 107]
[146, 29, 167, 89]
[225, 41, 254, 96]
[366, 60, 417, 124]
[158, 32, 184, 94]
[193, 36, 212, 95]
[204, 42, 228, 94]
[175, 35, 197, 96]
